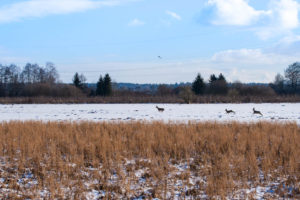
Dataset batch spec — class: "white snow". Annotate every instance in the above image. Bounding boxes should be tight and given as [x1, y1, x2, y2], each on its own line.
[0, 103, 299, 124]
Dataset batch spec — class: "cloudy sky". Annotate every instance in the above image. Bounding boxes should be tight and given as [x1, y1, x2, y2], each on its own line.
[0, 0, 300, 83]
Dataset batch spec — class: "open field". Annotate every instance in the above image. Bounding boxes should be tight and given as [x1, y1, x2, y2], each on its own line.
[0, 121, 299, 199]
[0, 103, 300, 124]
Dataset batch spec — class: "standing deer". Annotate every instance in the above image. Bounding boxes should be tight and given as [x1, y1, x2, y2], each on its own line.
[253, 108, 263, 116]
[225, 109, 235, 114]
[156, 106, 165, 112]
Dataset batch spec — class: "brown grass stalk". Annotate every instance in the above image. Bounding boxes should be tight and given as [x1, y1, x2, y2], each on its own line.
[0, 121, 299, 199]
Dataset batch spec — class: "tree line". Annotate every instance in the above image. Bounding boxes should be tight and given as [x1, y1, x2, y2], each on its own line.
[270, 62, 300, 94]
[191, 73, 228, 95]
[190, 62, 300, 97]
[0, 62, 71, 97]
[0, 61, 299, 101]
[72, 72, 112, 96]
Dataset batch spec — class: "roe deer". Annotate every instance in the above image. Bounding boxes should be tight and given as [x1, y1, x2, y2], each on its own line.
[253, 108, 263, 116]
[156, 106, 165, 112]
[225, 109, 235, 114]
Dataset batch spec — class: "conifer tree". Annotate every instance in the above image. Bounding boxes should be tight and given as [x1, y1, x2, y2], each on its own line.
[209, 73, 228, 95]
[73, 72, 81, 88]
[96, 75, 105, 96]
[192, 73, 206, 95]
[104, 73, 112, 96]
[209, 74, 218, 83]
[218, 73, 226, 81]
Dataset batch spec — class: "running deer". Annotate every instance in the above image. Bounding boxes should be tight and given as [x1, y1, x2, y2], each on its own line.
[156, 106, 165, 112]
[253, 108, 263, 116]
[225, 109, 235, 114]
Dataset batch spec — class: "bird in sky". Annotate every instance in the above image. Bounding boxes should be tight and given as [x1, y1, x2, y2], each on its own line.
[158, 56, 162, 59]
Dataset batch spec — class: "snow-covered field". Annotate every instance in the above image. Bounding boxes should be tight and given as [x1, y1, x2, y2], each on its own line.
[0, 103, 299, 124]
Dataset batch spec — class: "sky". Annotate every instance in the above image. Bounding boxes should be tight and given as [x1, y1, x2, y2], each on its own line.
[0, 0, 300, 83]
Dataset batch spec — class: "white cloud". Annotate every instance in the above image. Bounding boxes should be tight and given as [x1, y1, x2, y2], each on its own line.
[128, 18, 145, 26]
[264, 33, 300, 55]
[207, 0, 271, 26]
[256, 0, 300, 39]
[0, 0, 130, 23]
[207, 0, 300, 39]
[211, 48, 298, 65]
[166, 10, 182, 20]
[277, 34, 300, 45]
[210, 48, 299, 82]
[273, 0, 299, 30]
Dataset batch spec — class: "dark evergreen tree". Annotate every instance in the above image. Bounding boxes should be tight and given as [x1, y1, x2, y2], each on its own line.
[209, 74, 217, 83]
[103, 73, 112, 96]
[209, 73, 228, 95]
[96, 75, 105, 96]
[192, 73, 206, 95]
[73, 72, 81, 88]
[218, 73, 226, 81]
[217, 73, 228, 95]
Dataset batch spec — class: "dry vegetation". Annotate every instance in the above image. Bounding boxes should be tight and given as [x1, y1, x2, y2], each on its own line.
[1, 94, 300, 104]
[0, 121, 299, 199]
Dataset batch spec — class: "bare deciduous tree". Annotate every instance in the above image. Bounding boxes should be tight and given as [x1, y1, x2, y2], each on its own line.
[45, 62, 59, 83]
[273, 73, 285, 94]
[285, 62, 300, 91]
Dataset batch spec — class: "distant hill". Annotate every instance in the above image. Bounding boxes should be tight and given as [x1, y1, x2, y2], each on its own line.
[87, 82, 269, 93]
[87, 82, 191, 92]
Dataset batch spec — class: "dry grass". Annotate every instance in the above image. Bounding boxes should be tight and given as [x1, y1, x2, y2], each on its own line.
[1, 94, 300, 104]
[0, 121, 299, 199]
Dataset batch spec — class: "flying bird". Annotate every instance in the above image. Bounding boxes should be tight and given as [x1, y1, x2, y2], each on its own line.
[158, 56, 162, 59]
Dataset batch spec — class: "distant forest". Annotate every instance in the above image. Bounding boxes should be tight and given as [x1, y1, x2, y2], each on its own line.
[0, 62, 299, 103]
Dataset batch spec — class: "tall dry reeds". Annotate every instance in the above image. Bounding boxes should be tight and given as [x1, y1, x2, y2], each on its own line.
[0, 121, 299, 199]
[1, 94, 300, 104]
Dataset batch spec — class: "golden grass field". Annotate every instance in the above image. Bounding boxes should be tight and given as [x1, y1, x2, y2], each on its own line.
[0, 121, 299, 199]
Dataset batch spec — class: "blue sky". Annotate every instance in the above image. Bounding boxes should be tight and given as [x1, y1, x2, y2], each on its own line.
[0, 0, 300, 83]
